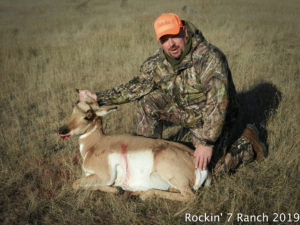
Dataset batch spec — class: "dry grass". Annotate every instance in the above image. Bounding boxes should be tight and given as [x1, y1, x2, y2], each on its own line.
[0, 0, 299, 224]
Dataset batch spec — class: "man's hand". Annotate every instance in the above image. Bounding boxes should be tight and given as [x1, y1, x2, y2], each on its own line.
[78, 89, 97, 101]
[193, 144, 213, 170]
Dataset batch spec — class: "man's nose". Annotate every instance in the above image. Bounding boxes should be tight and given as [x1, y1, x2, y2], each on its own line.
[167, 37, 175, 46]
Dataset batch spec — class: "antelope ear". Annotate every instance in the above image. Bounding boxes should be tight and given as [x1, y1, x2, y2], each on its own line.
[95, 106, 118, 117]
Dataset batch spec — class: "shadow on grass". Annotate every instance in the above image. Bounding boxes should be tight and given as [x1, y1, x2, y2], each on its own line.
[237, 81, 282, 152]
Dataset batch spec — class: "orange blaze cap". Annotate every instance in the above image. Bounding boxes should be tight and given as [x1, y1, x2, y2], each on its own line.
[154, 13, 183, 41]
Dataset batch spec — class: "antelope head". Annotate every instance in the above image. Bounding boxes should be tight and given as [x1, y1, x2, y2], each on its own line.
[58, 91, 117, 139]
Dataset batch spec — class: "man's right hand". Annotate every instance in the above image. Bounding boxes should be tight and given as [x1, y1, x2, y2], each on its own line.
[78, 89, 97, 101]
[193, 144, 213, 170]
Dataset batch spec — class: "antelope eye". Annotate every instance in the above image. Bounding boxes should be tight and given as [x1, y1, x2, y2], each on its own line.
[84, 110, 94, 121]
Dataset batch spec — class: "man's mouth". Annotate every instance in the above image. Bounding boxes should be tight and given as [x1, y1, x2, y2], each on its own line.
[169, 47, 180, 56]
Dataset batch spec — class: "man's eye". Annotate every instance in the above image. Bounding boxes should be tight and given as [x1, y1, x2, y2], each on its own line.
[160, 37, 168, 44]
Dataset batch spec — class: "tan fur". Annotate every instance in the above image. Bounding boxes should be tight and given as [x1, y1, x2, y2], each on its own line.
[59, 97, 209, 201]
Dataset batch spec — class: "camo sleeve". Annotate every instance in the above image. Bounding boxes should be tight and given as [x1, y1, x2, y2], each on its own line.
[191, 51, 229, 147]
[96, 73, 155, 106]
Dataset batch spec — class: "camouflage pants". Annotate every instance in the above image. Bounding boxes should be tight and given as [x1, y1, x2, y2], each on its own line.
[136, 90, 255, 175]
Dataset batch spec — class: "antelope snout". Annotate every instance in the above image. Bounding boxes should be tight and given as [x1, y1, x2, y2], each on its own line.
[58, 125, 70, 135]
[58, 125, 72, 139]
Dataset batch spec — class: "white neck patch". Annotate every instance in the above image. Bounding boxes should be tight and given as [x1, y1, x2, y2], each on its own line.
[79, 126, 98, 139]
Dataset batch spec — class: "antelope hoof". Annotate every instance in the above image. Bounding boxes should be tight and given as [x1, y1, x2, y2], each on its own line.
[124, 191, 142, 202]
[116, 187, 125, 195]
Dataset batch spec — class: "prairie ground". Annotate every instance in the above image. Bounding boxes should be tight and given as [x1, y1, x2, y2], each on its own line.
[0, 0, 299, 224]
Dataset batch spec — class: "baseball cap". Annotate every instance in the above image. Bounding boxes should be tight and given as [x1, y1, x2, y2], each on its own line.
[154, 13, 183, 41]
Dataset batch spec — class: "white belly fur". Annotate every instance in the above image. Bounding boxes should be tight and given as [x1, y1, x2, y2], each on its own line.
[107, 150, 207, 192]
[108, 150, 170, 192]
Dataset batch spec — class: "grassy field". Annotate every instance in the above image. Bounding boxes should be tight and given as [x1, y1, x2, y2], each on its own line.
[0, 0, 299, 224]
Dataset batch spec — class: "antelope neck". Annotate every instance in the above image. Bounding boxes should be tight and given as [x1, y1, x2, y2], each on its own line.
[78, 123, 102, 159]
[79, 124, 100, 140]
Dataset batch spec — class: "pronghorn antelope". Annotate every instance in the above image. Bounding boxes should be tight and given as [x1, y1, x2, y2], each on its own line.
[58, 92, 209, 201]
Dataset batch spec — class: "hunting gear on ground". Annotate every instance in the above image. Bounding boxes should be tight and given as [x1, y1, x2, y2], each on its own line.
[82, 13, 266, 175]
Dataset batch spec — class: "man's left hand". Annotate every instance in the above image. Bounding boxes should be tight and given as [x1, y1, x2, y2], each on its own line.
[78, 89, 97, 102]
[193, 144, 213, 170]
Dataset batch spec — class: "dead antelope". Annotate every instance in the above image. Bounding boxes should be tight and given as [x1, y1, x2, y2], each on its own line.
[58, 93, 209, 201]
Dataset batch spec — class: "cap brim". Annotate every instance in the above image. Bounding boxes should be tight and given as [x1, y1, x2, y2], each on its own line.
[156, 26, 181, 41]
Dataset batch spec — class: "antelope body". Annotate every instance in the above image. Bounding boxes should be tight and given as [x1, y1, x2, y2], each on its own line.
[58, 96, 208, 201]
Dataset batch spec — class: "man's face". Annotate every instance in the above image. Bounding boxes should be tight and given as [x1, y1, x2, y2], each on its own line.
[159, 27, 188, 59]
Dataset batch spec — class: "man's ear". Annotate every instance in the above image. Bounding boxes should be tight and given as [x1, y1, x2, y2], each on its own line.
[95, 106, 118, 117]
[184, 26, 188, 38]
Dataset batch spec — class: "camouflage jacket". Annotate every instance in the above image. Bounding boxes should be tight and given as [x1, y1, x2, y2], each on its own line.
[96, 21, 239, 147]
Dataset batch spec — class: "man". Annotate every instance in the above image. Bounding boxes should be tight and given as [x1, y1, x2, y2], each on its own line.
[80, 13, 266, 175]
